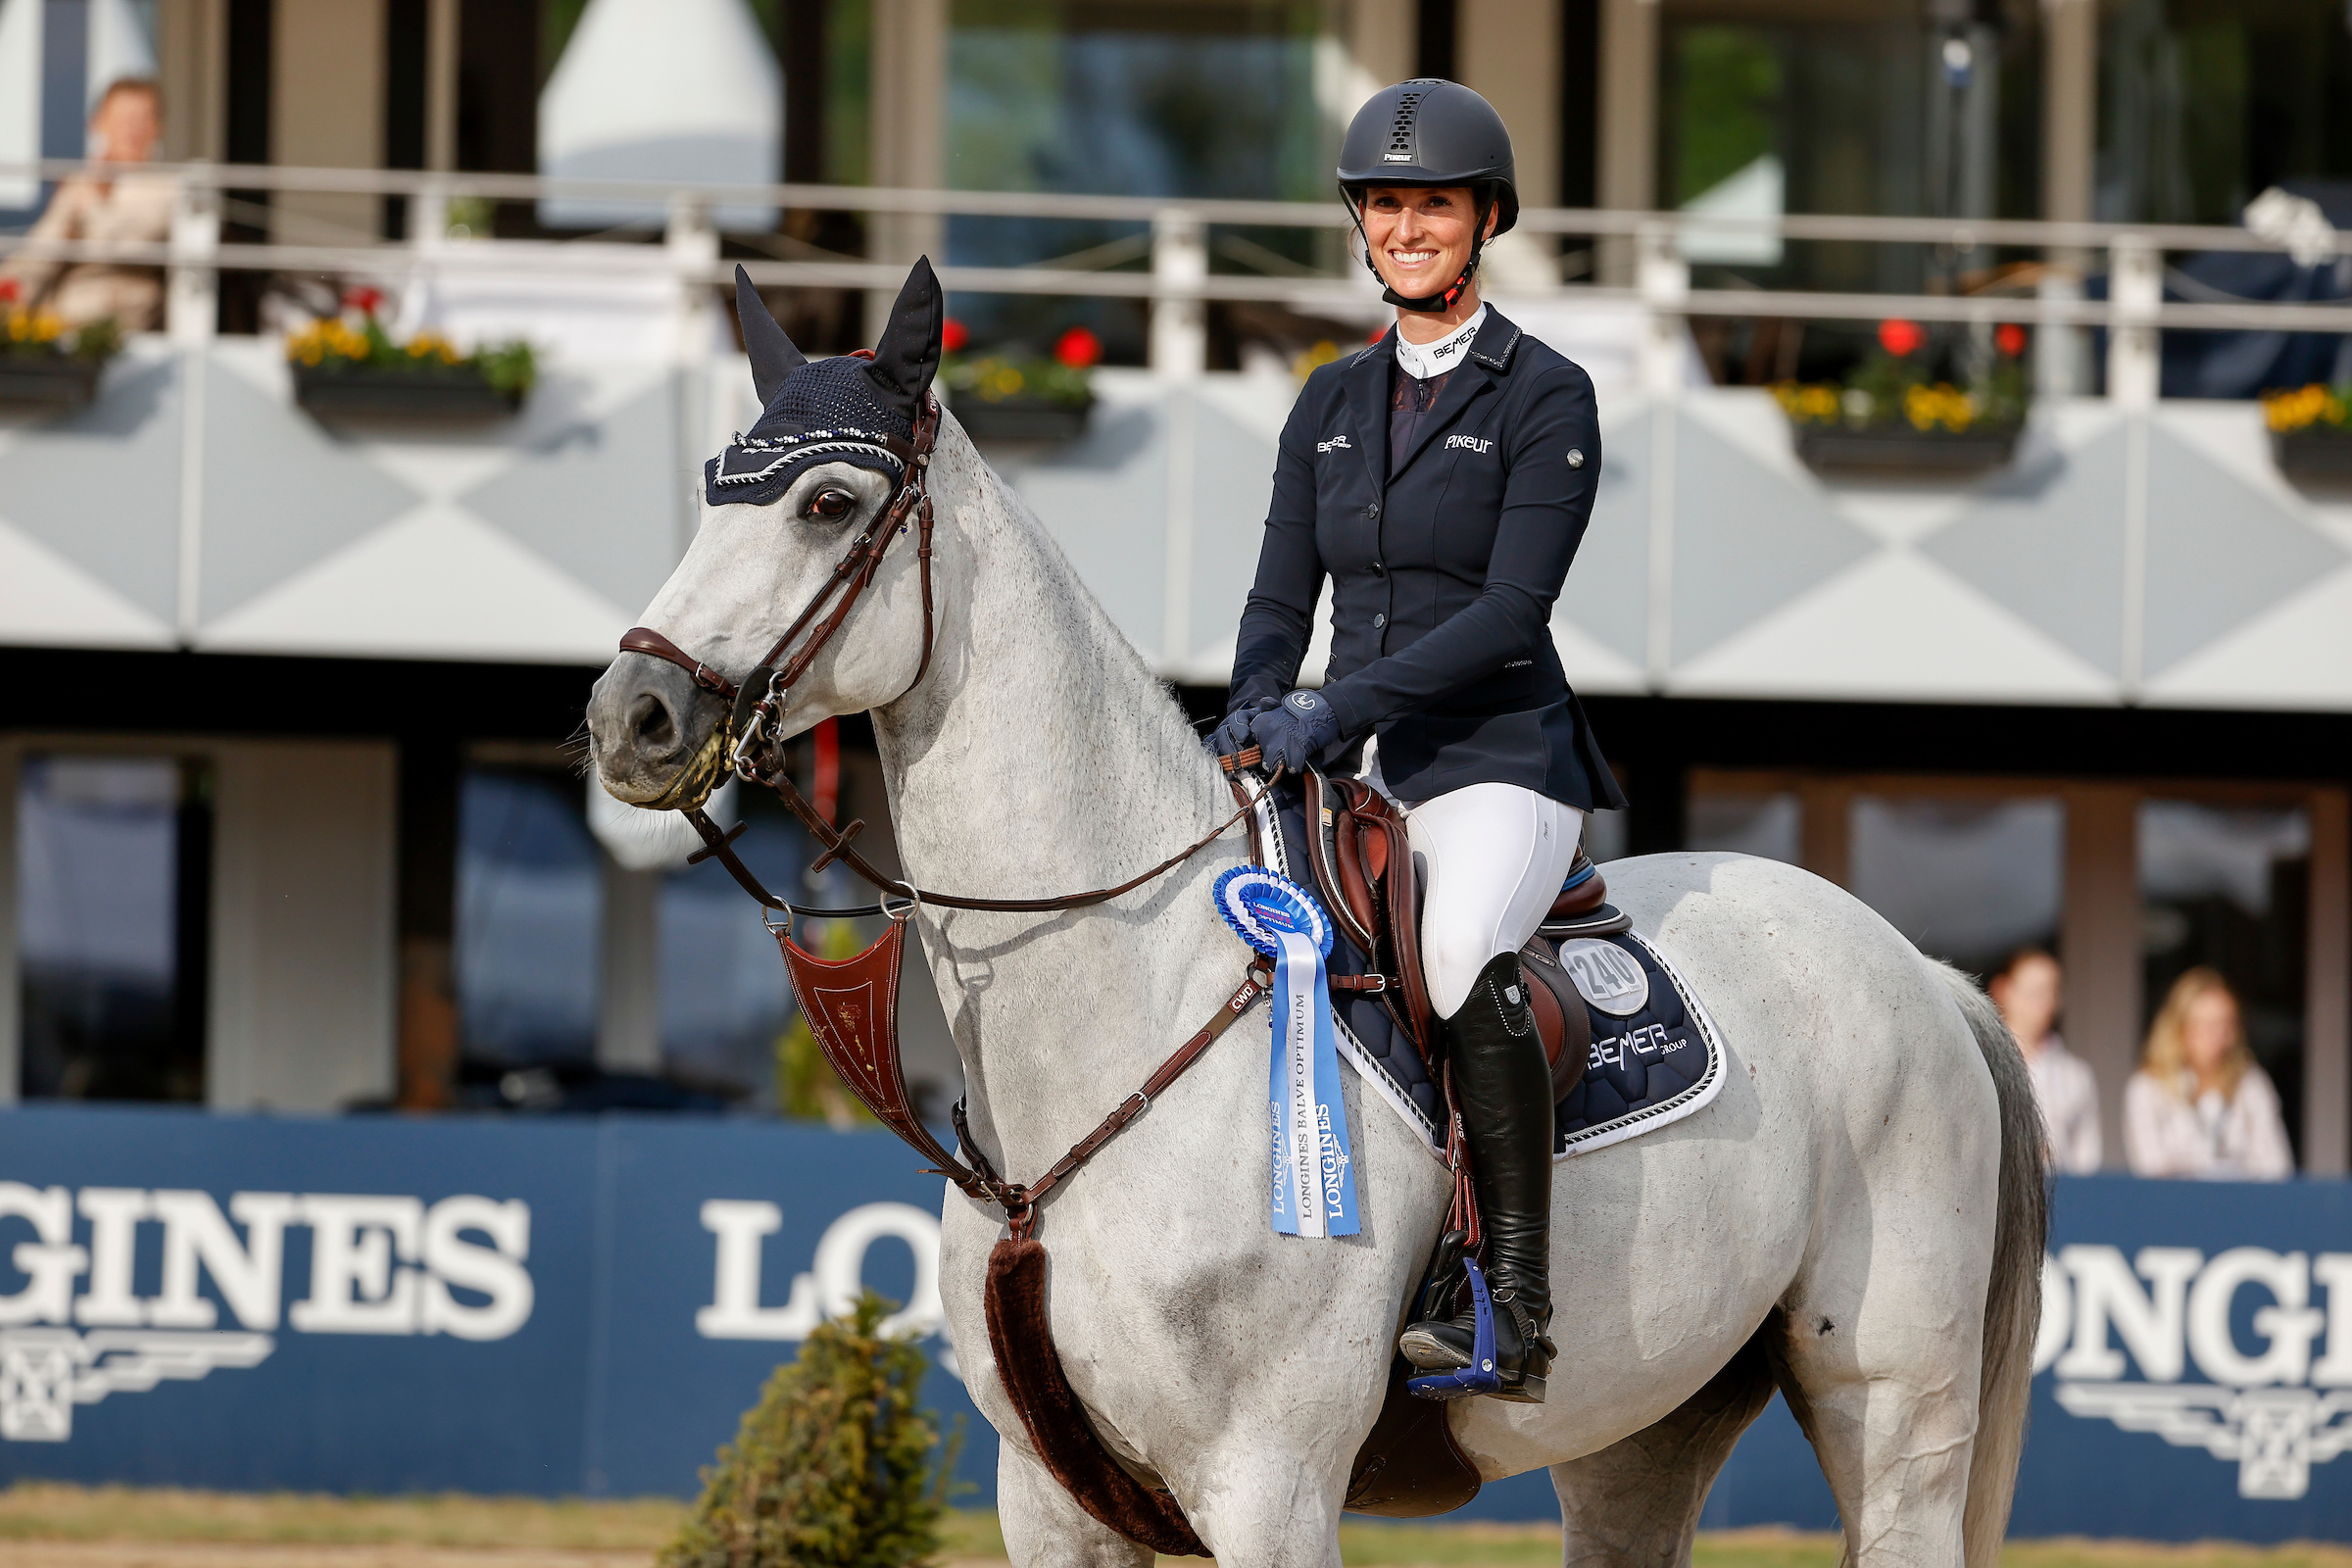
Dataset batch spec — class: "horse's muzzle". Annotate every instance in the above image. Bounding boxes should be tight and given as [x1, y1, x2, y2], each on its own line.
[588, 652, 729, 808]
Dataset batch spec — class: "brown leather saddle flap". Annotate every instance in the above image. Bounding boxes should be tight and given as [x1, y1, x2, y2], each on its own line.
[1300, 770, 1593, 1095]
[1345, 1356, 1484, 1517]
[1305, 771, 1436, 1055]
[1519, 935, 1592, 1103]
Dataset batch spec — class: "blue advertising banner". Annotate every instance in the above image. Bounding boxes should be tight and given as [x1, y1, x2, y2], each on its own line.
[1, 1108, 2347, 1543]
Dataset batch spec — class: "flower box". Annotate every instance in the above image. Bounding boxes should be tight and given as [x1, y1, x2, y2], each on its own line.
[1792, 422, 2023, 474]
[291, 363, 522, 420]
[0, 357, 105, 407]
[950, 395, 1094, 443]
[2271, 426, 2352, 479]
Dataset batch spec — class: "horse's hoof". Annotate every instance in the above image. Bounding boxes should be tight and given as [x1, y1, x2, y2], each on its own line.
[1398, 1323, 1472, 1371]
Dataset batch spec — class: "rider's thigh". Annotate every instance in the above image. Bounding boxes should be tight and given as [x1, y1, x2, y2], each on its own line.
[1405, 782, 1582, 1017]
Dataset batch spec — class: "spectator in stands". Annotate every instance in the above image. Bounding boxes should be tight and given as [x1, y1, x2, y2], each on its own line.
[2125, 967, 2295, 1180]
[1989, 948, 2100, 1173]
[1, 78, 174, 331]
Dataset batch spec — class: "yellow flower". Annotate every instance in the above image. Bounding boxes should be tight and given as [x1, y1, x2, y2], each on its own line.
[2262, 384, 2341, 433]
[27, 312, 62, 343]
[1292, 340, 1342, 383]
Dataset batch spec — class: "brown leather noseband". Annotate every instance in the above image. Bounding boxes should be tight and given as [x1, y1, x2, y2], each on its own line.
[619, 393, 942, 782]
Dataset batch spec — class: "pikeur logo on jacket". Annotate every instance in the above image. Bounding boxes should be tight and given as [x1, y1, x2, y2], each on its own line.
[1229, 309, 1627, 812]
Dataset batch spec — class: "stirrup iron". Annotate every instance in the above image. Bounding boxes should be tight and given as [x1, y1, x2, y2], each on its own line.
[1406, 1256, 1500, 1401]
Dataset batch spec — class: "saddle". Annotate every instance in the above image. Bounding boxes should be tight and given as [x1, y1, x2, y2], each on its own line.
[1298, 769, 1629, 1102]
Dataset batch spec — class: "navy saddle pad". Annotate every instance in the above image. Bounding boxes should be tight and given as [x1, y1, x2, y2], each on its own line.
[1249, 780, 1725, 1158]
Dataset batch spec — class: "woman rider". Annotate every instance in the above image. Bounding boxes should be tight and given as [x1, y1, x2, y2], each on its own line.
[1210, 79, 1625, 1403]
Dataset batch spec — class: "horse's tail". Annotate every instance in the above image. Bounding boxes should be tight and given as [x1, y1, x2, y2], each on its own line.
[1930, 958, 2049, 1568]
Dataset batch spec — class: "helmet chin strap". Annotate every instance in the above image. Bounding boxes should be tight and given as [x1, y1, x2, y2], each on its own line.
[1352, 192, 1492, 315]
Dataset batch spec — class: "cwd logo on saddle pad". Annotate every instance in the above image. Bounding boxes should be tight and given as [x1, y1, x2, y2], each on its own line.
[0, 1182, 533, 1443]
[2040, 1245, 2352, 1499]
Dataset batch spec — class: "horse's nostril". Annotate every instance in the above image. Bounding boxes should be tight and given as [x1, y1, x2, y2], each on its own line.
[630, 692, 676, 752]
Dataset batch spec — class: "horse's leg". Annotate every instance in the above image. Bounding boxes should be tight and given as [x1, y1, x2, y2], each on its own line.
[995, 1443, 1156, 1568]
[1770, 1158, 1995, 1568]
[1549, 1332, 1778, 1568]
[1181, 1449, 1347, 1568]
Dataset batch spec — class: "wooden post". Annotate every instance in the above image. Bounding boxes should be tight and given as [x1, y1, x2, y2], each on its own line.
[2063, 785, 2142, 1167]
[2305, 788, 2350, 1175]
[1798, 779, 1853, 890]
[1595, 0, 1657, 284]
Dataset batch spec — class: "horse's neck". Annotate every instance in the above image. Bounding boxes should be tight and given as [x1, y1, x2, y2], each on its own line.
[870, 442, 1238, 1156]
[874, 451, 1224, 888]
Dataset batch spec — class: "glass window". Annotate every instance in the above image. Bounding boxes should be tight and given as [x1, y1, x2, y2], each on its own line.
[2138, 800, 2310, 1154]
[1659, 1, 2044, 292]
[1848, 796, 2062, 977]
[16, 756, 208, 1102]
[2097, 0, 2352, 225]
[457, 766, 601, 1068]
[945, 0, 1339, 356]
[1689, 788, 1800, 863]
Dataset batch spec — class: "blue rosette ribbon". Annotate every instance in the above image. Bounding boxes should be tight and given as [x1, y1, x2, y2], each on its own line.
[1214, 865, 1359, 1238]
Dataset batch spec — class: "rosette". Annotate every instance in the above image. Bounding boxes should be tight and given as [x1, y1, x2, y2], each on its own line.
[1213, 865, 1358, 1239]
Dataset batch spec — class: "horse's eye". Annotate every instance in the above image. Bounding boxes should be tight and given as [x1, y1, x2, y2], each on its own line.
[809, 488, 855, 520]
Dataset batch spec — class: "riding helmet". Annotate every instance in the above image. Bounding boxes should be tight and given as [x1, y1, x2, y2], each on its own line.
[1337, 79, 1519, 310]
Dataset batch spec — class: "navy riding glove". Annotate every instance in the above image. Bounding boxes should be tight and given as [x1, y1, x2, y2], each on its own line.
[1249, 689, 1344, 776]
[1211, 695, 1278, 762]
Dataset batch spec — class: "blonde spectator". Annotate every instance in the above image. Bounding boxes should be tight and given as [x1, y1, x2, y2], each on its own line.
[1989, 948, 2101, 1173]
[1, 78, 174, 331]
[2125, 967, 2295, 1180]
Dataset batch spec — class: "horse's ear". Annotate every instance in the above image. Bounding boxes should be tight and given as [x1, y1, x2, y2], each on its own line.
[734, 264, 805, 405]
[866, 256, 943, 418]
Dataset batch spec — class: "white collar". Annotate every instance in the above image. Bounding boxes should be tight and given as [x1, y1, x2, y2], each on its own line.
[1394, 305, 1487, 380]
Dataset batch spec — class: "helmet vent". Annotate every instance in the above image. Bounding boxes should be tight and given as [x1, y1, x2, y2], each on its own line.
[1387, 88, 1427, 154]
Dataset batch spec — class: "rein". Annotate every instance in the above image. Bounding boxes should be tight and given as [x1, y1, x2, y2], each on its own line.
[612, 398, 1282, 1234]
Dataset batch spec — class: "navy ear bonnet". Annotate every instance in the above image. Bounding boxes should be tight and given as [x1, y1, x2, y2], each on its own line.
[705, 259, 943, 509]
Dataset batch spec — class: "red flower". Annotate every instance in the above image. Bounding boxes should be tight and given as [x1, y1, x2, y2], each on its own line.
[1054, 325, 1102, 368]
[1995, 321, 2028, 357]
[342, 285, 385, 318]
[1878, 318, 1924, 357]
[941, 318, 969, 353]
[0, 277, 18, 305]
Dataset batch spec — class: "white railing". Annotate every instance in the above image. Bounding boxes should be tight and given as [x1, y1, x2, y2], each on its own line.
[5, 158, 2350, 404]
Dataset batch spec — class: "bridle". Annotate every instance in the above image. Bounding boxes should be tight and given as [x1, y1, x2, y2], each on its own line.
[612, 389, 1277, 925]
[620, 391, 944, 806]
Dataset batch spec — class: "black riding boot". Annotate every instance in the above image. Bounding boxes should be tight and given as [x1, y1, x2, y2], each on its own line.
[1397, 951, 1556, 1402]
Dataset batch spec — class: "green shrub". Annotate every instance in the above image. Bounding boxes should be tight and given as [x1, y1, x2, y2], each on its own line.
[661, 1293, 959, 1568]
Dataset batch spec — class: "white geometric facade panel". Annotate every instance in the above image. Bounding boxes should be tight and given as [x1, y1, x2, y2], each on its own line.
[996, 378, 1171, 664]
[2139, 429, 2347, 679]
[457, 375, 687, 615]
[2144, 563, 2352, 710]
[1554, 399, 1651, 669]
[1183, 385, 1285, 672]
[198, 505, 635, 664]
[1919, 416, 2131, 679]
[0, 350, 184, 623]
[1550, 612, 1645, 696]
[1671, 549, 2119, 703]
[198, 353, 426, 622]
[1667, 406, 1877, 666]
[0, 517, 172, 648]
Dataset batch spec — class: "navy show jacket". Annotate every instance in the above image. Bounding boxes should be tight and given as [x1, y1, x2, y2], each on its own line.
[1230, 308, 1628, 811]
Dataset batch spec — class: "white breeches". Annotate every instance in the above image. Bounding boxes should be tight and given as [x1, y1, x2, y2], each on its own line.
[1360, 739, 1584, 1018]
